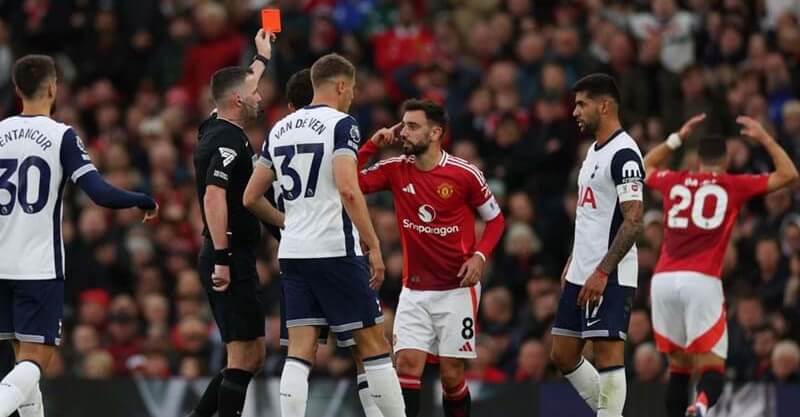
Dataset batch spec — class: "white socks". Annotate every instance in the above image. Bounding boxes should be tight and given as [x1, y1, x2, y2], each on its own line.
[363, 354, 405, 417]
[279, 357, 310, 417]
[597, 366, 626, 417]
[357, 373, 384, 417]
[564, 357, 600, 411]
[0, 361, 41, 417]
[17, 384, 44, 417]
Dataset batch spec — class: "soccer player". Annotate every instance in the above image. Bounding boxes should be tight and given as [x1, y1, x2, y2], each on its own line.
[549, 74, 645, 417]
[189, 30, 283, 417]
[258, 53, 405, 417]
[0, 55, 157, 417]
[358, 99, 506, 417]
[244, 68, 384, 417]
[644, 115, 798, 417]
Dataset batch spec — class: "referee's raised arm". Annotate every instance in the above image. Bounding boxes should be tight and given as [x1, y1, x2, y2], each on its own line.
[186, 30, 275, 417]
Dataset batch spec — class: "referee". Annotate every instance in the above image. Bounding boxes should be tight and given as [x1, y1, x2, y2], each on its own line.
[188, 30, 283, 417]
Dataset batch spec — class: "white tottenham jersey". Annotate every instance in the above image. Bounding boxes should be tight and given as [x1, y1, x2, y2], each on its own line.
[0, 115, 96, 280]
[566, 130, 644, 288]
[260, 105, 363, 259]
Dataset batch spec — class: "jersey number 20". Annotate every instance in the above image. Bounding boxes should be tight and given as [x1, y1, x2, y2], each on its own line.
[0, 157, 51, 215]
[274, 143, 323, 201]
[667, 184, 728, 230]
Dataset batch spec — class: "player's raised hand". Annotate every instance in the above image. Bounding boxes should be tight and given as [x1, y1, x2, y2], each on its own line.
[254, 29, 276, 59]
[142, 202, 159, 223]
[458, 254, 485, 287]
[737, 115, 774, 145]
[678, 113, 706, 140]
[578, 269, 608, 307]
[370, 123, 402, 147]
[212, 264, 231, 292]
[367, 246, 385, 290]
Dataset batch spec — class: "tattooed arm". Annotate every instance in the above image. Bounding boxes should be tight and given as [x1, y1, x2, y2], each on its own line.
[598, 200, 644, 274]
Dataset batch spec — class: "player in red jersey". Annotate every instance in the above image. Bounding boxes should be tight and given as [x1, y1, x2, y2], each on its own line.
[358, 99, 506, 417]
[644, 114, 798, 417]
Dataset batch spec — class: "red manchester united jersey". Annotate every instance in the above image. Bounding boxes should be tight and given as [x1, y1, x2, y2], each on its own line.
[646, 170, 769, 278]
[359, 152, 501, 290]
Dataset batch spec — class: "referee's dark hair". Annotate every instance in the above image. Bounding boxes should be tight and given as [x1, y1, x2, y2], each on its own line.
[402, 99, 449, 136]
[13, 54, 57, 99]
[286, 69, 313, 110]
[571, 73, 621, 106]
[698, 135, 728, 166]
[310, 53, 355, 88]
[210, 66, 253, 105]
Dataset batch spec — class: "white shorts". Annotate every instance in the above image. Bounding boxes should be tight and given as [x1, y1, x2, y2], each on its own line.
[392, 284, 481, 359]
[651, 271, 728, 359]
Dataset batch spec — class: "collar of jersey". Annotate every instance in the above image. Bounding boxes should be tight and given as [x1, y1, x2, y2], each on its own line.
[593, 128, 624, 151]
[303, 104, 332, 110]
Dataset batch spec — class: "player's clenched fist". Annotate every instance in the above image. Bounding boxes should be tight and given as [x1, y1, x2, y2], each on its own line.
[212, 264, 231, 292]
[577, 268, 608, 307]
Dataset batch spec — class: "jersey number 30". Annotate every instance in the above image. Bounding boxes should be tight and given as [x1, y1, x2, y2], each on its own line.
[274, 143, 323, 201]
[667, 184, 728, 230]
[0, 157, 51, 215]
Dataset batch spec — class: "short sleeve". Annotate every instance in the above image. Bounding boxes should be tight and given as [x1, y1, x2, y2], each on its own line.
[730, 174, 769, 202]
[610, 148, 645, 202]
[257, 137, 273, 169]
[205, 135, 241, 189]
[646, 169, 679, 193]
[333, 116, 360, 159]
[60, 128, 97, 183]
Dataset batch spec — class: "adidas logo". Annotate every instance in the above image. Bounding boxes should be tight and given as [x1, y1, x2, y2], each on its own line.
[402, 183, 416, 194]
[458, 342, 473, 352]
[219, 147, 238, 167]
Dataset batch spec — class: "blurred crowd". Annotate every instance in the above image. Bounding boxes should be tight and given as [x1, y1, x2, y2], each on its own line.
[3, 0, 800, 385]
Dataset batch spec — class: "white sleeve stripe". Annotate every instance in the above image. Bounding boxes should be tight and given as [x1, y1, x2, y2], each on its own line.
[447, 157, 487, 183]
[71, 164, 97, 182]
[477, 196, 502, 221]
[445, 160, 487, 186]
[256, 156, 272, 168]
[333, 148, 357, 159]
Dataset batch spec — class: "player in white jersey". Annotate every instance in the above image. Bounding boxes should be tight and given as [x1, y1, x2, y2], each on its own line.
[253, 54, 405, 417]
[0, 55, 157, 417]
[550, 74, 645, 417]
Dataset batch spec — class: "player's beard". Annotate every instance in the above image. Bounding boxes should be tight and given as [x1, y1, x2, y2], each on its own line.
[402, 138, 430, 156]
[241, 101, 262, 122]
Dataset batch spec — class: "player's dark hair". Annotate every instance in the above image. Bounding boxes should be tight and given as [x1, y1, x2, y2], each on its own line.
[210, 66, 252, 104]
[310, 53, 355, 87]
[697, 135, 727, 164]
[571, 73, 621, 105]
[12, 54, 57, 99]
[402, 99, 449, 136]
[286, 69, 313, 109]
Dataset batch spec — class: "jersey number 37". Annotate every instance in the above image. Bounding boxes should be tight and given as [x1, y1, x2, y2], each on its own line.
[667, 184, 728, 230]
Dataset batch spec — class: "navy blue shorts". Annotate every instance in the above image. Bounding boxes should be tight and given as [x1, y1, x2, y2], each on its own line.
[551, 281, 634, 340]
[0, 279, 64, 346]
[280, 256, 383, 335]
[279, 285, 355, 348]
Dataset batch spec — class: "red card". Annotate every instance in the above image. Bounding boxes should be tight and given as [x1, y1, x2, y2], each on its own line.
[261, 9, 281, 33]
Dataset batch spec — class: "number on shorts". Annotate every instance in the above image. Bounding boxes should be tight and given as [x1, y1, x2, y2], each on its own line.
[461, 317, 474, 339]
[585, 296, 604, 320]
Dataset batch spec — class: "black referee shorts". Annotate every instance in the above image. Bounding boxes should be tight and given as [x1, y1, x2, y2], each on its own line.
[198, 239, 265, 343]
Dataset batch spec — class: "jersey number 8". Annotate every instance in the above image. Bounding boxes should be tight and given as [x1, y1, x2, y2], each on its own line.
[667, 184, 728, 230]
[0, 157, 51, 215]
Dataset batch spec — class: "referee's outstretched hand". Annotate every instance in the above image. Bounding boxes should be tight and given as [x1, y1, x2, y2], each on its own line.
[255, 29, 276, 60]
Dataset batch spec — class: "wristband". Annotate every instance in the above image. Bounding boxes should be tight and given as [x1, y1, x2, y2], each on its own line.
[474, 251, 487, 263]
[666, 133, 682, 150]
[214, 249, 232, 266]
[595, 267, 609, 278]
[252, 54, 270, 67]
